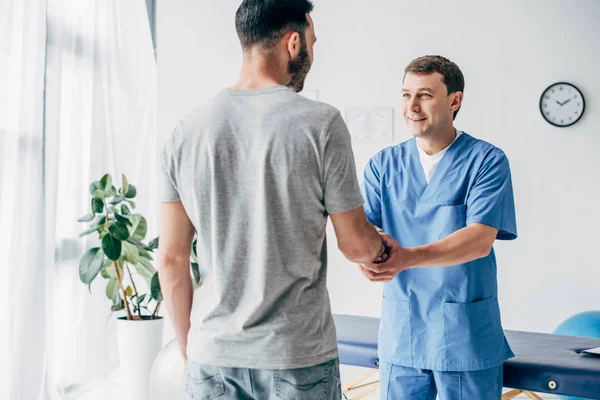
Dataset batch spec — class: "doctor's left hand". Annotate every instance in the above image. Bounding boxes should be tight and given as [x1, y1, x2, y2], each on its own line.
[360, 234, 412, 282]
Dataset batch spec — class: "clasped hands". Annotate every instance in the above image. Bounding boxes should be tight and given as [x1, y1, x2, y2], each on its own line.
[359, 230, 411, 282]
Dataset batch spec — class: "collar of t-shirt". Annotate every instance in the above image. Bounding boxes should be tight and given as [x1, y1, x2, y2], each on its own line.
[417, 130, 463, 183]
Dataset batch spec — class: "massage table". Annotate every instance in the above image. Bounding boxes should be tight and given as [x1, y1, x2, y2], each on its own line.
[334, 314, 600, 399]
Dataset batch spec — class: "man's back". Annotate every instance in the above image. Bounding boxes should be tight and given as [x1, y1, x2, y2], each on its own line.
[160, 86, 364, 369]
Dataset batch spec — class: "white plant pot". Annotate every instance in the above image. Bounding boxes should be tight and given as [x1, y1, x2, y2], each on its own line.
[149, 338, 185, 399]
[116, 316, 164, 400]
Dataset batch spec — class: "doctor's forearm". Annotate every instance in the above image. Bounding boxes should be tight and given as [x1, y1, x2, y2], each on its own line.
[407, 224, 496, 268]
[158, 259, 194, 359]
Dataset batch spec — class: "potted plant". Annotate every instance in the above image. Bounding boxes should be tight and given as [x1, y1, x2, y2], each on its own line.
[76, 173, 200, 400]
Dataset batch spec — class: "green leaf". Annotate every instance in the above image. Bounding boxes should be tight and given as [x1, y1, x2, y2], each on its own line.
[126, 237, 152, 251]
[134, 257, 155, 281]
[138, 247, 153, 260]
[114, 213, 132, 226]
[125, 286, 133, 297]
[109, 221, 130, 241]
[126, 199, 136, 209]
[121, 204, 131, 215]
[125, 184, 137, 198]
[111, 301, 125, 312]
[109, 194, 125, 205]
[92, 198, 104, 213]
[121, 241, 140, 265]
[191, 262, 201, 286]
[99, 174, 112, 192]
[93, 189, 105, 201]
[131, 215, 148, 240]
[192, 238, 198, 257]
[105, 278, 118, 300]
[150, 272, 162, 302]
[107, 185, 118, 197]
[140, 256, 156, 273]
[127, 215, 147, 241]
[79, 247, 104, 288]
[100, 261, 117, 279]
[77, 213, 94, 222]
[90, 181, 100, 195]
[148, 236, 159, 251]
[91, 215, 106, 229]
[80, 216, 106, 237]
[79, 227, 99, 238]
[136, 294, 146, 305]
[122, 175, 129, 197]
[102, 260, 122, 280]
[102, 235, 122, 261]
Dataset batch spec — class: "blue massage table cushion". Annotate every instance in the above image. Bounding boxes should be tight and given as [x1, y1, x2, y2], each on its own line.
[333, 314, 600, 399]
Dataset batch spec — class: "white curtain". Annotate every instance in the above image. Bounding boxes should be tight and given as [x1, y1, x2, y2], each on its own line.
[1, 1, 158, 399]
[0, 0, 48, 399]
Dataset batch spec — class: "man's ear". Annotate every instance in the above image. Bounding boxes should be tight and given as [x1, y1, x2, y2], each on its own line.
[286, 31, 301, 60]
[450, 91, 463, 113]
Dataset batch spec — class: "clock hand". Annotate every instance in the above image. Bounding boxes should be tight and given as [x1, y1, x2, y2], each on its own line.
[555, 100, 563, 106]
[562, 98, 571, 106]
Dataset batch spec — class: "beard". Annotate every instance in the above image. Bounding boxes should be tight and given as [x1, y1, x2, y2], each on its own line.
[287, 42, 311, 93]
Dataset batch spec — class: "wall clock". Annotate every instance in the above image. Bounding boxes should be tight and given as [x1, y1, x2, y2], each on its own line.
[540, 82, 585, 127]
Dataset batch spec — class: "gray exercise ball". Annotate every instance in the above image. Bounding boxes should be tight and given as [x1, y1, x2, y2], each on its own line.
[149, 338, 185, 399]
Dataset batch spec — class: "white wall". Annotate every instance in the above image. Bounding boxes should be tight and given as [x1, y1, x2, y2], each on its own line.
[157, 0, 600, 334]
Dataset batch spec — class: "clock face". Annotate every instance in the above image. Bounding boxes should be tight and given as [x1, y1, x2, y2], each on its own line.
[540, 82, 585, 127]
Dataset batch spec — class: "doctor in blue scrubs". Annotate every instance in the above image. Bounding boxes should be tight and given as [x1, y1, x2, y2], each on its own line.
[360, 55, 517, 400]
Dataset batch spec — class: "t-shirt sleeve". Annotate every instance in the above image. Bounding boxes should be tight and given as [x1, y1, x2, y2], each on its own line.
[322, 112, 364, 214]
[466, 150, 517, 240]
[159, 123, 182, 203]
[360, 154, 383, 228]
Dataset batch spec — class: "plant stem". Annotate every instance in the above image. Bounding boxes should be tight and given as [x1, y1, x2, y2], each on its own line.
[104, 198, 110, 234]
[152, 300, 161, 319]
[124, 263, 141, 317]
[125, 263, 139, 297]
[114, 260, 133, 320]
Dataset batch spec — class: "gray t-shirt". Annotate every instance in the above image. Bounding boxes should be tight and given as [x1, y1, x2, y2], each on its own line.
[160, 86, 363, 369]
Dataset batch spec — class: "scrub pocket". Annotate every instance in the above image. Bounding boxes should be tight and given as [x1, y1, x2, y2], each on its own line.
[379, 296, 412, 364]
[443, 296, 505, 366]
[185, 361, 225, 399]
[437, 204, 467, 240]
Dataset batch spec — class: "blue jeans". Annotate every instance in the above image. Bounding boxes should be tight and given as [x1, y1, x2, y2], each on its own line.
[379, 362, 504, 400]
[185, 358, 341, 400]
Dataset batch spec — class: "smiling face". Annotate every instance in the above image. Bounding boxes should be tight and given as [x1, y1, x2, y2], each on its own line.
[401, 72, 462, 139]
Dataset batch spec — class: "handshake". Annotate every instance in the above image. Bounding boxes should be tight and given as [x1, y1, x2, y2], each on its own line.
[359, 230, 411, 283]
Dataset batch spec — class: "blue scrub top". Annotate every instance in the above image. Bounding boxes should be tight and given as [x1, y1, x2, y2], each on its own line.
[362, 133, 517, 372]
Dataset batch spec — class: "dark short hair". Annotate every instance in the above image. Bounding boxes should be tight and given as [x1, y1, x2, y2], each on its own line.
[235, 0, 314, 51]
[404, 55, 465, 120]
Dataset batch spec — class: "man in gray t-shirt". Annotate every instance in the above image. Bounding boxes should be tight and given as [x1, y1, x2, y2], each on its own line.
[158, 1, 397, 398]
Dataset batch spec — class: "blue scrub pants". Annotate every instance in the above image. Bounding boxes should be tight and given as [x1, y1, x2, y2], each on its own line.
[379, 361, 503, 400]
